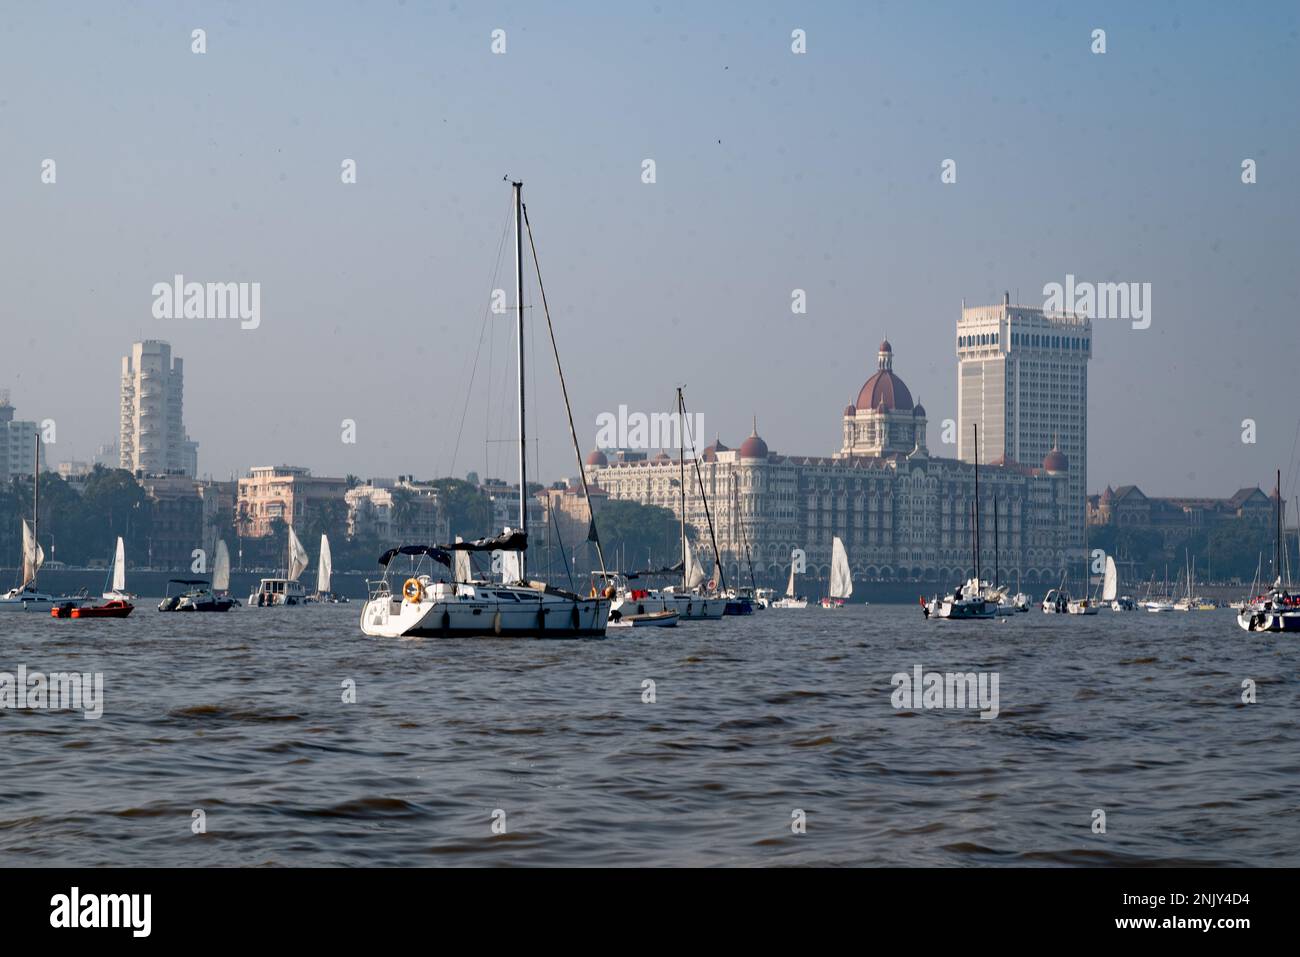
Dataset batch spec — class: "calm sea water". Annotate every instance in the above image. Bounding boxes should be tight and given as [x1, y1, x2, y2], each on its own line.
[1, 604, 1295, 866]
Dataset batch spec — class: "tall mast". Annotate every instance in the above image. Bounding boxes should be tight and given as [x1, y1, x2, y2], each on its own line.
[1276, 467, 1282, 586]
[973, 422, 980, 587]
[513, 181, 527, 581]
[32, 434, 38, 582]
[993, 496, 999, 590]
[677, 388, 687, 590]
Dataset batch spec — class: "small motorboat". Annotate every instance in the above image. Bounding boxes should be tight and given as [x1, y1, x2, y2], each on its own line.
[71, 599, 134, 619]
[50, 601, 79, 619]
[608, 609, 679, 628]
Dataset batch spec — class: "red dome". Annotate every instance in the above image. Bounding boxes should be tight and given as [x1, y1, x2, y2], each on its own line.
[856, 340, 913, 412]
[739, 424, 768, 459]
[1043, 445, 1069, 473]
[585, 448, 608, 467]
[701, 436, 729, 462]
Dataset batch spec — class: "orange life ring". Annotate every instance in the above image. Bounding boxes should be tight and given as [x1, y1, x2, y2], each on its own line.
[403, 578, 423, 602]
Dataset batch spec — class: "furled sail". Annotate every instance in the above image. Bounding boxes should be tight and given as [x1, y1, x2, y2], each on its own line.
[453, 537, 472, 583]
[287, 526, 310, 582]
[317, 534, 332, 594]
[684, 537, 706, 589]
[1102, 555, 1118, 602]
[829, 536, 853, 600]
[213, 539, 231, 592]
[21, 519, 44, 586]
[112, 536, 126, 592]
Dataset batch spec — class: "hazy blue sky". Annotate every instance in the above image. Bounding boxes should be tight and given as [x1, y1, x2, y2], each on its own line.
[2, 1, 1298, 498]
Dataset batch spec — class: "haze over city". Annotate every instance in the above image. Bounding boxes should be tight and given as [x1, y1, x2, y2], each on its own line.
[2, 1, 1298, 498]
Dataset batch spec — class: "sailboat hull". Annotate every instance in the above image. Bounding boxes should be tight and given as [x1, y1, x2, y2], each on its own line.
[1237, 609, 1300, 632]
[361, 584, 610, 639]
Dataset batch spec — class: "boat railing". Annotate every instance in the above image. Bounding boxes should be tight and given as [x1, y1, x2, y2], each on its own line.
[366, 579, 391, 601]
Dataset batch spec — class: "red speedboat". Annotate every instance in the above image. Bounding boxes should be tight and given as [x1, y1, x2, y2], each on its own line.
[69, 599, 135, 619]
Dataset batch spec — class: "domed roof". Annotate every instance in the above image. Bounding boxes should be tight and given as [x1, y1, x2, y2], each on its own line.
[856, 340, 914, 412]
[912, 398, 926, 418]
[844, 403, 857, 416]
[739, 420, 768, 459]
[585, 448, 608, 467]
[701, 436, 728, 462]
[652, 451, 672, 464]
[1043, 439, 1068, 473]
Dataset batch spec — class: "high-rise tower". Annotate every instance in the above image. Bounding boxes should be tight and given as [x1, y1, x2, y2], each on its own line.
[957, 293, 1090, 548]
[120, 340, 199, 477]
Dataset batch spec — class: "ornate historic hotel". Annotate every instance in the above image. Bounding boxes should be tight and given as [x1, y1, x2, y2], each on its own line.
[588, 341, 1073, 588]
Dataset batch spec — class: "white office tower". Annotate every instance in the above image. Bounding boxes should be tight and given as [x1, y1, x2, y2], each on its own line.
[957, 293, 1091, 548]
[119, 340, 199, 477]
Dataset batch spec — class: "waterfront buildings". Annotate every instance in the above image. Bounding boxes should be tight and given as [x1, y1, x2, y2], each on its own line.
[590, 341, 1072, 588]
[956, 294, 1091, 549]
[119, 341, 200, 478]
[235, 465, 349, 537]
[137, 472, 205, 569]
[345, 476, 449, 543]
[0, 390, 39, 483]
[1089, 484, 1279, 531]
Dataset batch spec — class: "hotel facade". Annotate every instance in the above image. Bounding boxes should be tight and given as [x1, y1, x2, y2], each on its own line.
[589, 336, 1073, 589]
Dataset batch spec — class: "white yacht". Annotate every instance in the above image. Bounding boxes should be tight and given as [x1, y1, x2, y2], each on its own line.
[250, 525, 311, 606]
[1, 447, 84, 613]
[359, 182, 611, 639]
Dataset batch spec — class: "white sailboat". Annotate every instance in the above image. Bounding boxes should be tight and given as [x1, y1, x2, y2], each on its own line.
[820, 536, 853, 608]
[661, 535, 726, 620]
[359, 181, 611, 638]
[1102, 555, 1135, 610]
[2, 441, 83, 612]
[925, 423, 996, 620]
[102, 536, 135, 600]
[313, 533, 344, 601]
[250, 525, 311, 606]
[1237, 469, 1300, 632]
[771, 559, 808, 609]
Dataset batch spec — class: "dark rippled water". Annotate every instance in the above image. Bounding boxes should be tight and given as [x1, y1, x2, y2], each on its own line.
[1, 604, 1295, 866]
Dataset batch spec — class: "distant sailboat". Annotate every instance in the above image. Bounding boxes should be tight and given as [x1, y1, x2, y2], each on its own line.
[316, 533, 333, 598]
[159, 538, 236, 612]
[821, 536, 853, 608]
[772, 559, 808, 609]
[102, 536, 135, 600]
[3, 439, 84, 612]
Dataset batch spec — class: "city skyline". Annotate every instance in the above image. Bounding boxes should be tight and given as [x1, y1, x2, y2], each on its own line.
[2, 3, 1297, 500]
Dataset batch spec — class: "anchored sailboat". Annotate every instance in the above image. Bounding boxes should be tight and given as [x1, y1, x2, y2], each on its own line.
[359, 181, 611, 638]
[924, 423, 996, 620]
[771, 558, 808, 609]
[820, 536, 853, 608]
[1236, 469, 1300, 632]
[2, 437, 84, 612]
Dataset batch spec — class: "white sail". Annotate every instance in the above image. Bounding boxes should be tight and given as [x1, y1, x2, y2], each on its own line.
[1102, 555, 1118, 602]
[684, 537, 706, 589]
[500, 548, 521, 584]
[317, 534, 332, 594]
[829, 536, 853, 600]
[785, 562, 796, 598]
[213, 539, 231, 592]
[21, 519, 44, 586]
[112, 536, 126, 592]
[287, 526, 310, 582]
[454, 536, 472, 583]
